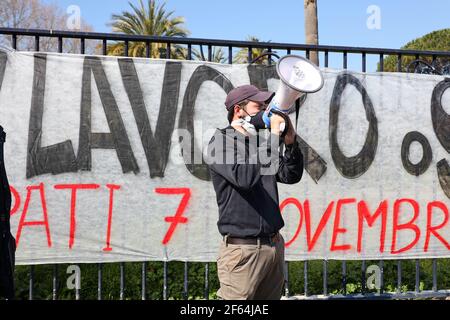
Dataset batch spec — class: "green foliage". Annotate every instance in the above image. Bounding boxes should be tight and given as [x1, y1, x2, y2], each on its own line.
[379, 28, 450, 72]
[233, 36, 272, 64]
[12, 258, 450, 299]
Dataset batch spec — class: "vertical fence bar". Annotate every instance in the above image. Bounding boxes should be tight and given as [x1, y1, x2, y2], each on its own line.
[72, 265, 80, 300]
[120, 262, 125, 300]
[208, 44, 212, 62]
[304, 261, 308, 296]
[323, 260, 328, 296]
[98, 263, 103, 300]
[146, 40, 151, 58]
[379, 260, 384, 294]
[166, 43, 171, 59]
[163, 261, 168, 300]
[397, 54, 402, 72]
[415, 259, 420, 293]
[58, 37, 63, 53]
[81, 38, 85, 54]
[343, 51, 347, 69]
[284, 261, 289, 297]
[12, 34, 17, 50]
[75, 278, 80, 301]
[432, 259, 437, 292]
[187, 44, 192, 60]
[397, 260, 402, 294]
[267, 47, 272, 65]
[204, 263, 209, 300]
[306, 49, 310, 60]
[102, 39, 107, 56]
[124, 41, 129, 57]
[183, 261, 189, 300]
[361, 260, 366, 294]
[362, 52, 366, 72]
[52, 265, 58, 300]
[141, 262, 147, 300]
[247, 46, 252, 63]
[287, 48, 291, 55]
[379, 53, 384, 72]
[29, 265, 34, 300]
[228, 46, 232, 64]
[34, 36, 39, 52]
[342, 261, 347, 295]
[324, 50, 329, 68]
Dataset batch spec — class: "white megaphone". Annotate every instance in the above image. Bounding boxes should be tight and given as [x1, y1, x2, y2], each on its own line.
[262, 55, 324, 132]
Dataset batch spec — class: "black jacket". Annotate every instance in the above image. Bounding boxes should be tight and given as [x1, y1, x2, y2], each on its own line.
[207, 126, 304, 238]
[0, 126, 15, 299]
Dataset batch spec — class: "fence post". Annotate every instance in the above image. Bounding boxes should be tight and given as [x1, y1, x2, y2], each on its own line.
[204, 263, 209, 300]
[29, 265, 34, 300]
[163, 261, 168, 300]
[183, 261, 189, 300]
[52, 265, 58, 300]
[304, 261, 308, 297]
[415, 260, 420, 293]
[98, 263, 103, 300]
[120, 262, 125, 300]
[284, 261, 289, 297]
[432, 259, 437, 292]
[142, 262, 147, 300]
[397, 260, 402, 294]
[342, 261, 347, 295]
[361, 260, 366, 294]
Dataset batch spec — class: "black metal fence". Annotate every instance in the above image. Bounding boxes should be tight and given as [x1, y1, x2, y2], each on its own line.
[1, 27, 450, 300]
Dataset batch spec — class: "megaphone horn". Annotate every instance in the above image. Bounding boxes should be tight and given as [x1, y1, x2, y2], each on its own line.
[263, 55, 324, 130]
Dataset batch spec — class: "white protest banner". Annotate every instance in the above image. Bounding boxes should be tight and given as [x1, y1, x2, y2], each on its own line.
[0, 48, 449, 264]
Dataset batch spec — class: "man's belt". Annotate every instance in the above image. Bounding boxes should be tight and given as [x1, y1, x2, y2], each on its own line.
[224, 233, 280, 246]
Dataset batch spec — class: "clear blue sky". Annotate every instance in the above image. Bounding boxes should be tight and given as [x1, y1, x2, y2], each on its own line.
[44, 0, 449, 71]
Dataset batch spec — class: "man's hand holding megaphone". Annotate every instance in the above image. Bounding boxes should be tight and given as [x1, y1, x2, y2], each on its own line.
[266, 111, 296, 145]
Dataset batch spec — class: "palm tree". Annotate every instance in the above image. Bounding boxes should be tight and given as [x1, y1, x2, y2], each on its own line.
[304, 0, 319, 65]
[107, 0, 190, 58]
[192, 46, 227, 63]
[233, 36, 271, 64]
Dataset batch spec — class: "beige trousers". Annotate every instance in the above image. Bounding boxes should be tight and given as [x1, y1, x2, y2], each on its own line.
[216, 233, 285, 300]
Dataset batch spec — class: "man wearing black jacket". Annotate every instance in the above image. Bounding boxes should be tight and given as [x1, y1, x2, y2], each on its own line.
[206, 84, 304, 300]
[0, 126, 15, 300]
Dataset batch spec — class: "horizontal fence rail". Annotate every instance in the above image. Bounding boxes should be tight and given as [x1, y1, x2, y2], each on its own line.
[1, 27, 450, 300]
[1, 27, 450, 58]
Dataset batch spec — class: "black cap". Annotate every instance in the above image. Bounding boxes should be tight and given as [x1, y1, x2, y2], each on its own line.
[225, 85, 275, 110]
